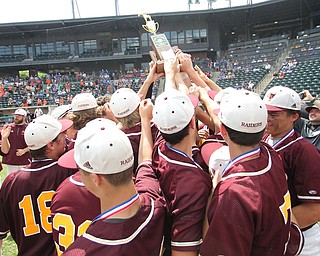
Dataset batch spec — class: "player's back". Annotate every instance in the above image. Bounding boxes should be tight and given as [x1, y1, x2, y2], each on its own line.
[51, 171, 100, 255]
[249, 143, 291, 255]
[0, 159, 75, 256]
[201, 143, 291, 255]
[63, 193, 165, 256]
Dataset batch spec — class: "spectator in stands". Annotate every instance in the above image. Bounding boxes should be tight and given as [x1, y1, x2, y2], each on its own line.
[295, 89, 320, 150]
[37, 98, 42, 106]
[0, 108, 31, 174]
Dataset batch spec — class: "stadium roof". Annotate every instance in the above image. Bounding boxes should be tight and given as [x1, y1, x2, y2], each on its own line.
[0, 0, 319, 39]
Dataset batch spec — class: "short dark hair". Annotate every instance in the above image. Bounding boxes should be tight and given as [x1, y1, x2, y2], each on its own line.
[284, 109, 300, 124]
[222, 123, 265, 146]
[81, 166, 134, 186]
[161, 120, 191, 146]
[30, 145, 48, 159]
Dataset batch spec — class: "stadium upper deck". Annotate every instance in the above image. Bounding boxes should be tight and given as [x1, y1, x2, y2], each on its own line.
[0, 0, 319, 76]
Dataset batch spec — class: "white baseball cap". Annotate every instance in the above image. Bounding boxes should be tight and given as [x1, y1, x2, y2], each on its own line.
[110, 88, 141, 118]
[153, 90, 194, 134]
[208, 146, 230, 175]
[51, 105, 72, 119]
[201, 141, 229, 175]
[14, 108, 27, 116]
[263, 86, 301, 111]
[71, 93, 98, 112]
[25, 115, 72, 150]
[58, 118, 133, 174]
[219, 91, 267, 133]
[214, 87, 237, 103]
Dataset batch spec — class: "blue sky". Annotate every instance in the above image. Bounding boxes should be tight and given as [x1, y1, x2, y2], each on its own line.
[0, 0, 270, 24]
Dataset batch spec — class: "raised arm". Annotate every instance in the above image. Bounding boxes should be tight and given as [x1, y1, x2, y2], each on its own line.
[302, 89, 320, 109]
[176, 50, 207, 89]
[1, 125, 12, 154]
[164, 57, 181, 91]
[194, 65, 222, 92]
[138, 62, 164, 99]
[138, 99, 154, 163]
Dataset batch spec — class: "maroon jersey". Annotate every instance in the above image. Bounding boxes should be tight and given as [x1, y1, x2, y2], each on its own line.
[263, 129, 320, 208]
[1, 123, 31, 165]
[0, 159, 76, 256]
[152, 136, 212, 252]
[51, 171, 101, 255]
[63, 192, 166, 256]
[123, 122, 158, 174]
[200, 143, 293, 255]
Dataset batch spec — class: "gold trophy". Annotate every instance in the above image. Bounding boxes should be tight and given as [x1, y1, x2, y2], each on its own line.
[139, 13, 176, 73]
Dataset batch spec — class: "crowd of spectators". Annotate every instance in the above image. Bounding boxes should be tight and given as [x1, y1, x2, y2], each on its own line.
[273, 59, 298, 78]
[0, 58, 213, 109]
[215, 61, 271, 90]
[0, 68, 152, 108]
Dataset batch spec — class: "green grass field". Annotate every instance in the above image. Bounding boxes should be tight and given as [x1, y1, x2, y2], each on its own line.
[1, 162, 18, 256]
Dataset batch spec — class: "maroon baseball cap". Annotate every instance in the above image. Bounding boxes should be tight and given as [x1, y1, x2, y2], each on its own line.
[201, 141, 224, 166]
[58, 149, 78, 169]
[265, 104, 286, 112]
[208, 90, 218, 100]
[59, 119, 73, 133]
[187, 94, 199, 108]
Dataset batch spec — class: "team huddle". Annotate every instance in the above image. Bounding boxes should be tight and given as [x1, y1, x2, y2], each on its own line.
[0, 51, 320, 256]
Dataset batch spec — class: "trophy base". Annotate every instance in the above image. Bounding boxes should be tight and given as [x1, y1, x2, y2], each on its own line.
[149, 46, 178, 74]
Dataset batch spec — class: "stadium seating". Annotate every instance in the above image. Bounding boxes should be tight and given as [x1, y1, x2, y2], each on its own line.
[261, 29, 320, 97]
[226, 34, 289, 67]
[262, 59, 320, 97]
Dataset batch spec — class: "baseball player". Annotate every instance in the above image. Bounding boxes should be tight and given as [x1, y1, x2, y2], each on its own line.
[58, 118, 166, 255]
[109, 64, 162, 173]
[67, 92, 98, 150]
[263, 86, 320, 255]
[1, 108, 31, 174]
[109, 87, 158, 173]
[152, 89, 212, 255]
[50, 168, 101, 255]
[0, 115, 76, 256]
[200, 91, 302, 255]
[50, 119, 116, 255]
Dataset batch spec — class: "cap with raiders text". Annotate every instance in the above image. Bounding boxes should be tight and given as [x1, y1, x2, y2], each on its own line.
[58, 118, 133, 174]
[153, 90, 194, 135]
[219, 91, 267, 133]
[263, 86, 301, 111]
[110, 88, 141, 118]
[25, 115, 73, 150]
[71, 93, 98, 112]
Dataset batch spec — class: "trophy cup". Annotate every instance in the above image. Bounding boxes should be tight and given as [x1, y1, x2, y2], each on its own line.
[139, 13, 176, 73]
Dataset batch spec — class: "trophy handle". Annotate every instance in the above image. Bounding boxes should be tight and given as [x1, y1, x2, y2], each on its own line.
[142, 23, 159, 35]
[154, 22, 159, 33]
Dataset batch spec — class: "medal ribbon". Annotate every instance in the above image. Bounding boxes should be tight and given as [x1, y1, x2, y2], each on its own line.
[223, 147, 260, 174]
[267, 128, 295, 149]
[93, 192, 139, 222]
